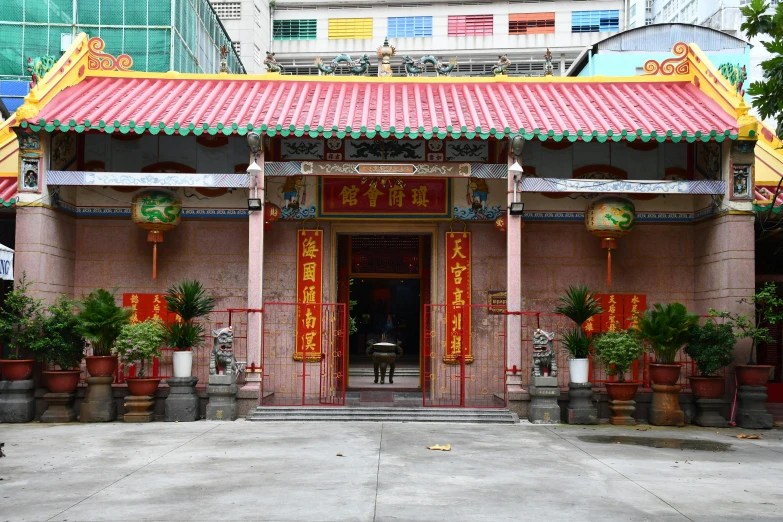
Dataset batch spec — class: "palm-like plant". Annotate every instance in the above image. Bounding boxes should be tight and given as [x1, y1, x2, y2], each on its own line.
[77, 289, 133, 356]
[162, 280, 215, 351]
[634, 302, 699, 364]
[555, 285, 603, 359]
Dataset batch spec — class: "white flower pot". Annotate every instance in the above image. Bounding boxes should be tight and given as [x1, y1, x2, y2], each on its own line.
[173, 350, 193, 378]
[569, 358, 590, 384]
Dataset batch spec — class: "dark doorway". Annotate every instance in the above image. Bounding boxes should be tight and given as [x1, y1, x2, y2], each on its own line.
[336, 233, 431, 389]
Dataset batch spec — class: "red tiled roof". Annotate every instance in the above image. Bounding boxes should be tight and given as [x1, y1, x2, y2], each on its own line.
[0, 177, 17, 207]
[23, 77, 738, 143]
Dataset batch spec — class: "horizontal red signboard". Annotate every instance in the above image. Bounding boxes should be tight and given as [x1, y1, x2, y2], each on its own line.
[318, 177, 451, 218]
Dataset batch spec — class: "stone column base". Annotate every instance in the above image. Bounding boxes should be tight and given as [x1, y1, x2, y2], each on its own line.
[41, 392, 77, 423]
[124, 395, 155, 422]
[567, 382, 597, 425]
[649, 383, 684, 426]
[165, 377, 200, 422]
[693, 398, 728, 427]
[0, 379, 35, 423]
[737, 385, 774, 429]
[80, 376, 117, 422]
[206, 383, 238, 421]
[528, 376, 560, 424]
[609, 400, 636, 425]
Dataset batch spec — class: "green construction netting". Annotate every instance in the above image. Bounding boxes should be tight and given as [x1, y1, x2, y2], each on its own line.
[0, 0, 245, 77]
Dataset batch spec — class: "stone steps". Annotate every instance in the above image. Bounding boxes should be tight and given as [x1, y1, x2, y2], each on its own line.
[246, 406, 519, 424]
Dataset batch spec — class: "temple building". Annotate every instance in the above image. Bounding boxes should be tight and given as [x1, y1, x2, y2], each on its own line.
[0, 32, 771, 415]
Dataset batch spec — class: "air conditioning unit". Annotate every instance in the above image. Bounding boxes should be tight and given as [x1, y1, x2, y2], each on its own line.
[61, 33, 74, 52]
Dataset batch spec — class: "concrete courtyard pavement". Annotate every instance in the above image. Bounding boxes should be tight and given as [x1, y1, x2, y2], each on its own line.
[0, 421, 781, 522]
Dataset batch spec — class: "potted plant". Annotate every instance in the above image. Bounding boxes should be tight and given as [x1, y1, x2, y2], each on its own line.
[31, 296, 87, 394]
[684, 314, 736, 399]
[162, 279, 215, 378]
[554, 285, 603, 384]
[716, 283, 783, 386]
[77, 289, 132, 377]
[114, 318, 165, 396]
[0, 274, 44, 381]
[591, 330, 642, 425]
[634, 302, 699, 385]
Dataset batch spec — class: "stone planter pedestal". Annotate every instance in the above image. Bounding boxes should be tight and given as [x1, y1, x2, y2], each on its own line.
[609, 400, 636, 425]
[528, 376, 560, 424]
[165, 377, 200, 422]
[0, 379, 35, 423]
[567, 382, 597, 424]
[737, 385, 773, 429]
[124, 395, 154, 422]
[41, 392, 77, 423]
[650, 383, 684, 426]
[693, 398, 728, 427]
[80, 376, 116, 422]
[206, 375, 238, 421]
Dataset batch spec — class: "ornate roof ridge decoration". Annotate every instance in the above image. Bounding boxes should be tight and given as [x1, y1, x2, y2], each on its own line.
[87, 37, 133, 72]
[315, 53, 371, 76]
[717, 62, 748, 96]
[492, 55, 511, 77]
[264, 51, 283, 74]
[27, 56, 57, 88]
[544, 49, 553, 77]
[403, 55, 458, 77]
[643, 42, 690, 76]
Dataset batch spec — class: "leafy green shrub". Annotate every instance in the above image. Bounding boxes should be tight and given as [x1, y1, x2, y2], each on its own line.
[31, 296, 86, 370]
[554, 285, 603, 359]
[77, 289, 132, 356]
[0, 273, 44, 359]
[162, 280, 215, 351]
[685, 318, 736, 377]
[113, 319, 165, 378]
[591, 330, 642, 382]
[634, 302, 699, 364]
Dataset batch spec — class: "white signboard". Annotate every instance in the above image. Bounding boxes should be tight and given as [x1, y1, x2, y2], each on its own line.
[0, 247, 13, 281]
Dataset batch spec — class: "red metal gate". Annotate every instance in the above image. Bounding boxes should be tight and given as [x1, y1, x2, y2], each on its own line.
[260, 302, 346, 406]
[423, 304, 507, 408]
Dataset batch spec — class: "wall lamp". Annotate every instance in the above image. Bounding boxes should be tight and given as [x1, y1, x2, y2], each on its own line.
[509, 201, 525, 216]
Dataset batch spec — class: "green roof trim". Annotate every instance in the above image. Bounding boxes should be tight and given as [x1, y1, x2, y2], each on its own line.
[13, 120, 743, 144]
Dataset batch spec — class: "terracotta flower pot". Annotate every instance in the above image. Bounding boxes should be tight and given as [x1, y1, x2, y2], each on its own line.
[0, 359, 35, 381]
[688, 376, 725, 400]
[126, 378, 161, 396]
[649, 363, 681, 385]
[605, 382, 640, 401]
[735, 365, 773, 386]
[85, 355, 118, 378]
[43, 370, 82, 393]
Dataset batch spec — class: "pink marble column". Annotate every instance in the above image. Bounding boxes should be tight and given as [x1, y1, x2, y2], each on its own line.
[506, 153, 523, 391]
[245, 148, 264, 388]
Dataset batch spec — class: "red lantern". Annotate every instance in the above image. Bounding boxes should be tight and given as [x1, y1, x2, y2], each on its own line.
[494, 215, 507, 233]
[264, 201, 281, 231]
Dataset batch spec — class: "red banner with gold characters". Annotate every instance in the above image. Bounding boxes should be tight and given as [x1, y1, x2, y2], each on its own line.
[445, 231, 472, 363]
[582, 294, 646, 334]
[122, 293, 176, 324]
[319, 177, 451, 218]
[295, 229, 323, 362]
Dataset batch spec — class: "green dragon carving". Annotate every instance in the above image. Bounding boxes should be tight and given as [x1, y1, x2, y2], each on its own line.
[140, 193, 181, 223]
[314, 54, 370, 76]
[603, 204, 635, 231]
[717, 62, 747, 96]
[402, 55, 458, 77]
[27, 55, 57, 88]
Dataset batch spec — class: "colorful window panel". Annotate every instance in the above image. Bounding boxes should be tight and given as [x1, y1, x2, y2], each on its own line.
[508, 13, 555, 34]
[388, 16, 433, 38]
[273, 19, 317, 40]
[572, 10, 620, 33]
[448, 15, 494, 36]
[328, 18, 373, 39]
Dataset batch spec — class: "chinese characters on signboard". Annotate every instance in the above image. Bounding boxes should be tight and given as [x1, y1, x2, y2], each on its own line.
[582, 294, 647, 334]
[319, 177, 450, 218]
[295, 229, 323, 362]
[445, 231, 473, 364]
[121, 293, 176, 324]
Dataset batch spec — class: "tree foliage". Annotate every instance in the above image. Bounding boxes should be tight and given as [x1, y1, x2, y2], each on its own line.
[741, 0, 783, 137]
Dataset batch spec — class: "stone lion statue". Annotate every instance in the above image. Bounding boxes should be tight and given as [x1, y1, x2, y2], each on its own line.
[532, 328, 557, 378]
[210, 326, 239, 376]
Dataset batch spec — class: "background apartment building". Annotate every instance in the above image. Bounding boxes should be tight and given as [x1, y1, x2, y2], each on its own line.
[212, 0, 625, 75]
